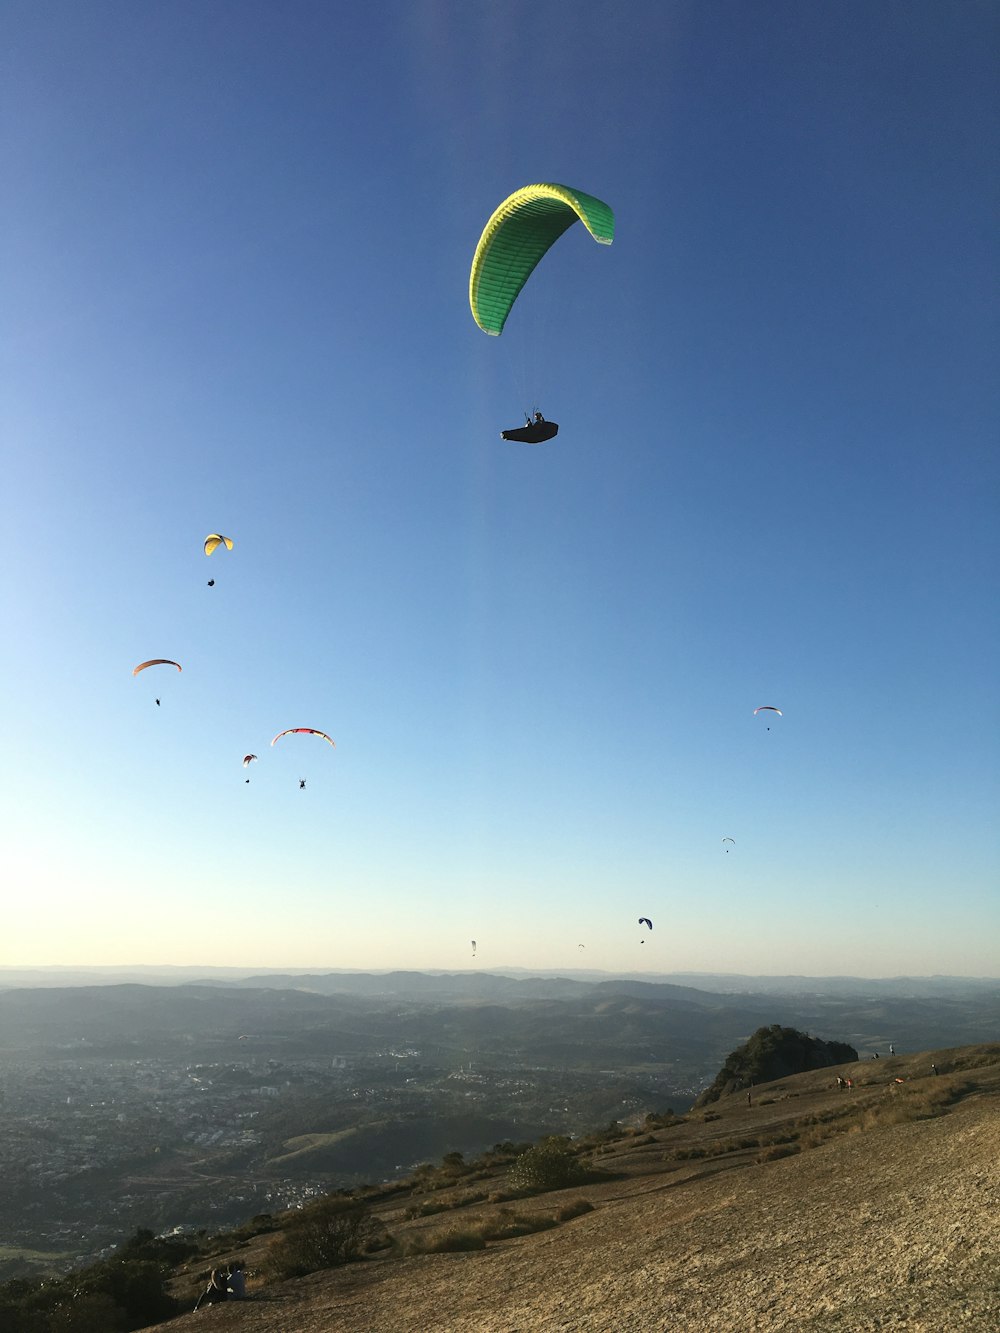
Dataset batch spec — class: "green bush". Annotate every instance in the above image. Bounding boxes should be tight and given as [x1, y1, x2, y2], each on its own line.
[508, 1138, 587, 1194]
[0, 1256, 178, 1333]
[267, 1197, 373, 1279]
[47, 1290, 126, 1333]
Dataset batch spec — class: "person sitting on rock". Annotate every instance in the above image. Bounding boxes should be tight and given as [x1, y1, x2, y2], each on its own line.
[194, 1269, 228, 1310]
[227, 1260, 246, 1299]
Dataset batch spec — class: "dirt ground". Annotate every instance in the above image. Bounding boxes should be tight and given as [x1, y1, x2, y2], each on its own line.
[145, 1057, 1000, 1332]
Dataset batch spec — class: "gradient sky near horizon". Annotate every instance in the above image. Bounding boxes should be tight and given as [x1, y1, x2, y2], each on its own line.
[2, 1, 997, 975]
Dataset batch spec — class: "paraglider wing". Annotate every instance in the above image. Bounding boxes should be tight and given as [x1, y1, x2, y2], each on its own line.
[501, 420, 559, 444]
[271, 728, 336, 748]
[133, 659, 182, 676]
[204, 534, 234, 556]
[470, 183, 614, 336]
[471, 940, 477, 956]
[638, 917, 653, 930]
[722, 837, 735, 853]
[242, 754, 258, 767]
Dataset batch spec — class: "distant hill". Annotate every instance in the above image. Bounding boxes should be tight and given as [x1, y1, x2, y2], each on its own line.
[3, 966, 998, 1002]
[2, 975, 998, 1070]
[693, 1024, 858, 1106]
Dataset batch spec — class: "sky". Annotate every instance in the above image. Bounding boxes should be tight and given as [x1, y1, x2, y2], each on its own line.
[1, 1, 997, 976]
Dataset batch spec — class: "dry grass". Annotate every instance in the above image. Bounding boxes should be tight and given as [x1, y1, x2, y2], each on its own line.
[143, 1044, 1000, 1333]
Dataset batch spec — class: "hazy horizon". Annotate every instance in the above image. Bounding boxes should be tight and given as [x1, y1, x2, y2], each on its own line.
[2, 963, 997, 985]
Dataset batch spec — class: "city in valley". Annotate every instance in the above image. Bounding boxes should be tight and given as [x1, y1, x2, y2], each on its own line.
[3, 968, 998, 1280]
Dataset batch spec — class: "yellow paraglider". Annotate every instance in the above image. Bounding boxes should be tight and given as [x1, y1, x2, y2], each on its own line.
[204, 534, 234, 556]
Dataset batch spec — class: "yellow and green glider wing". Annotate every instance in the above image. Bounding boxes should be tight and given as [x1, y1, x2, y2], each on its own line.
[469, 183, 614, 336]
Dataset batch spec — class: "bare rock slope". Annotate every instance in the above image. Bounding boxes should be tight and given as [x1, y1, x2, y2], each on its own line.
[148, 1046, 1000, 1332]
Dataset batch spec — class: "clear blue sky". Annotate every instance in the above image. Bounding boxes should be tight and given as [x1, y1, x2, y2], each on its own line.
[2, 1, 996, 974]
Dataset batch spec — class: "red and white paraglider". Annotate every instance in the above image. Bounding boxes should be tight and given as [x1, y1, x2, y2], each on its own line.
[271, 728, 335, 790]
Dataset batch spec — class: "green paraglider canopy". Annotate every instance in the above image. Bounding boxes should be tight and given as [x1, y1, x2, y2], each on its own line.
[469, 183, 614, 336]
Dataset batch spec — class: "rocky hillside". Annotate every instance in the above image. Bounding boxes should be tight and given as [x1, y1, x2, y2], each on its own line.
[137, 1042, 1000, 1332]
[693, 1023, 859, 1106]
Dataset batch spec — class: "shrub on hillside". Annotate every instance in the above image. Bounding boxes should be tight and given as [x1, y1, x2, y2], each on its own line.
[643, 1110, 683, 1130]
[757, 1143, 800, 1164]
[267, 1196, 373, 1279]
[0, 1255, 178, 1333]
[554, 1198, 594, 1223]
[403, 1227, 487, 1255]
[507, 1138, 587, 1194]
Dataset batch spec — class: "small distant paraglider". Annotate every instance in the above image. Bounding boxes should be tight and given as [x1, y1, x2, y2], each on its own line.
[753, 705, 782, 730]
[133, 659, 181, 706]
[243, 754, 257, 783]
[638, 917, 652, 942]
[722, 837, 736, 853]
[299, 779, 306, 790]
[204, 534, 233, 586]
[471, 940, 477, 957]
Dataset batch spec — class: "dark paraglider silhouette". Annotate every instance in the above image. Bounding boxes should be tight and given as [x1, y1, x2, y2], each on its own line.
[207, 579, 215, 587]
[155, 699, 160, 706]
[299, 778, 306, 790]
[501, 411, 559, 444]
